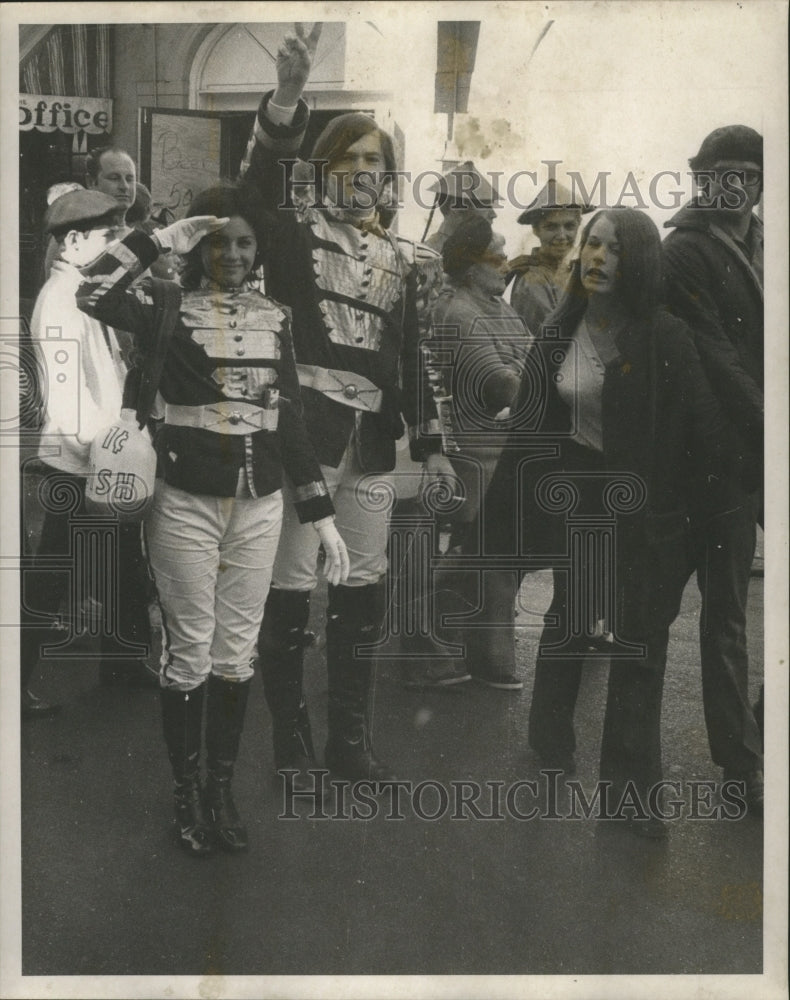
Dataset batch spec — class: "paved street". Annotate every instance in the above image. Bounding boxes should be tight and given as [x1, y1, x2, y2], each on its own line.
[19, 553, 764, 978]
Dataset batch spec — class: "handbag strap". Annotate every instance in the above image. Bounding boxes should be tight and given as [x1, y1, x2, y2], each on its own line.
[133, 278, 182, 428]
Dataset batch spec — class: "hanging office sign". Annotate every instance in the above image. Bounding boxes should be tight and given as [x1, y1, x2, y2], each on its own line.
[19, 94, 112, 134]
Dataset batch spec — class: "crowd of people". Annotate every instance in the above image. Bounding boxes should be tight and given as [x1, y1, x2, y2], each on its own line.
[21, 24, 764, 850]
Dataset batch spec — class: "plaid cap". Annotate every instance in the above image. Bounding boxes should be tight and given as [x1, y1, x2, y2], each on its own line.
[44, 189, 125, 236]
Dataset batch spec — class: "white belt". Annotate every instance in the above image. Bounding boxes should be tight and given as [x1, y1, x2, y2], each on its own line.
[164, 401, 278, 434]
[295, 364, 383, 413]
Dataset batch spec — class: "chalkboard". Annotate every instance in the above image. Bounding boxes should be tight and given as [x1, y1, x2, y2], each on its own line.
[141, 109, 223, 220]
[140, 106, 379, 223]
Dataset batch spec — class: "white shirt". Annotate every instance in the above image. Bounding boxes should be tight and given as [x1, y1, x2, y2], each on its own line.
[31, 260, 127, 474]
[558, 319, 606, 452]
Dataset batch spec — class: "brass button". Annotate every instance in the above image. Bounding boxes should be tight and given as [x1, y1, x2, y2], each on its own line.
[229, 412, 242, 425]
[236, 348, 245, 356]
[229, 319, 237, 328]
[234, 334, 243, 342]
[343, 383, 358, 399]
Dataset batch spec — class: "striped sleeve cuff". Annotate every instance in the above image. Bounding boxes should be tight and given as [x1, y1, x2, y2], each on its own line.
[408, 422, 443, 463]
[254, 91, 310, 154]
[293, 480, 335, 524]
[78, 230, 159, 307]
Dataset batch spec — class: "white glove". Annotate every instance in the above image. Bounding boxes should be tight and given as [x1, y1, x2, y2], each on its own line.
[314, 517, 350, 586]
[153, 216, 229, 255]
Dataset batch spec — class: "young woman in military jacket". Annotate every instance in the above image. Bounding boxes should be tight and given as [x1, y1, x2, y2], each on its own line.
[78, 183, 348, 857]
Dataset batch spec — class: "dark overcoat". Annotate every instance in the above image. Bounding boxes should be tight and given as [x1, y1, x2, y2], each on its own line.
[480, 307, 731, 639]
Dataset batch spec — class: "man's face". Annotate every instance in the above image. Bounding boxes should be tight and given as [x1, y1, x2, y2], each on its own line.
[61, 226, 121, 268]
[697, 159, 762, 217]
[532, 209, 582, 263]
[468, 232, 508, 296]
[88, 151, 137, 212]
[326, 132, 386, 215]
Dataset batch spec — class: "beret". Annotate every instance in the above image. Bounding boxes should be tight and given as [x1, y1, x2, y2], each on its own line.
[442, 216, 494, 278]
[44, 189, 124, 235]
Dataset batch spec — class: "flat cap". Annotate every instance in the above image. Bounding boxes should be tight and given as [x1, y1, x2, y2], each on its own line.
[429, 160, 499, 206]
[44, 189, 125, 236]
[517, 179, 593, 225]
[689, 125, 763, 171]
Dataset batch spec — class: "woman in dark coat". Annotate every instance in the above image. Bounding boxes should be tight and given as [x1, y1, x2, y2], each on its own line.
[483, 207, 730, 837]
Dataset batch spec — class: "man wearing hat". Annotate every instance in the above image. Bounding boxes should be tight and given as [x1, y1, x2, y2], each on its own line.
[21, 190, 153, 717]
[663, 125, 764, 815]
[424, 160, 499, 253]
[507, 179, 593, 334]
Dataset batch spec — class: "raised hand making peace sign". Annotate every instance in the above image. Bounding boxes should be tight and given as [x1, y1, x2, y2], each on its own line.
[274, 23, 323, 105]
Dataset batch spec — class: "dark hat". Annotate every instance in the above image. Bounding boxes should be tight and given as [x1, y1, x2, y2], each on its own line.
[442, 215, 494, 278]
[517, 180, 593, 225]
[44, 189, 125, 236]
[429, 161, 499, 207]
[689, 125, 763, 171]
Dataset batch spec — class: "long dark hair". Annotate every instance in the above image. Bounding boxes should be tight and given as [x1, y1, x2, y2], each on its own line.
[179, 182, 273, 290]
[551, 207, 663, 328]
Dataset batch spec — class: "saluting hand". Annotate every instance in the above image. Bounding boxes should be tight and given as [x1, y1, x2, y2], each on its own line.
[275, 23, 323, 102]
[154, 216, 229, 255]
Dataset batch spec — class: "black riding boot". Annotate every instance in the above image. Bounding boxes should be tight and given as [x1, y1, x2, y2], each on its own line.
[160, 684, 213, 856]
[324, 583, 396, 783]
[205, 674, 251, 852]
[258, 588, 317, 792]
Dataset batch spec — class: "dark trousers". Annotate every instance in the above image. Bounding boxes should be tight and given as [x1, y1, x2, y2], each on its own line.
[20, 466, 151, 686]
[693, 499, 762, 772]
[528, 569, 667, 795]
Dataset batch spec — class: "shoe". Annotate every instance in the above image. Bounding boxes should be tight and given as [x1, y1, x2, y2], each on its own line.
[205, 774, 248, 853]
[21, 688, 61, 719]
[173, 778, 214, 856]
[537, 753, 576, 776]
[472, 672, 523, 691]
[629, 816, 668, 840]
[404, 661, 472, 689]
[724, 767, 764, 818]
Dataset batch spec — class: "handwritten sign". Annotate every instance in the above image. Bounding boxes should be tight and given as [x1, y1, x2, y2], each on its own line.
[148, 113, 222, 220]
